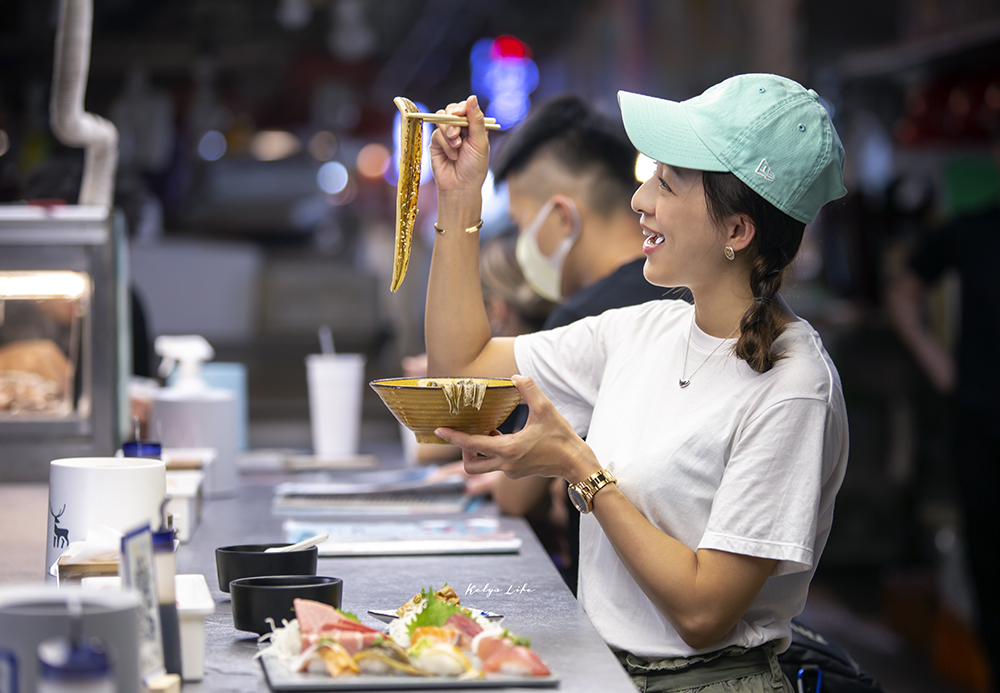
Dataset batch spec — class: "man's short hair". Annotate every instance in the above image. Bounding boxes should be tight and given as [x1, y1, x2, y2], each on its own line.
[492, 94, 638, 217]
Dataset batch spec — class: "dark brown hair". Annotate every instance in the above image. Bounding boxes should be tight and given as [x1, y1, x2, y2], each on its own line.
[492, 95, 637, 217]
[701, 171, 806, 373]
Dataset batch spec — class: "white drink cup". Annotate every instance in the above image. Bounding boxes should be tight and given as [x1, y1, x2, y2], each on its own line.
[306, 353, 366, 459]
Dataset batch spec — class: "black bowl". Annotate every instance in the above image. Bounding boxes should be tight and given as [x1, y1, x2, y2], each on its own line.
[229, 575, 343, 635]
[215, 543, 318, 593]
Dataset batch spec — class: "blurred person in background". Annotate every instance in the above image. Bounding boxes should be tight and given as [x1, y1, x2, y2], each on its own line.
[887, 131, 1000, 691]
[491, 94, 692, 593]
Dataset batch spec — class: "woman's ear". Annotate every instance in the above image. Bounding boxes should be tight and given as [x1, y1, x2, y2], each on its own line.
[726, 214, 756, 253]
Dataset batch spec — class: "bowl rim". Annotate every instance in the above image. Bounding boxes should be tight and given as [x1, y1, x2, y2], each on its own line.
[216, 543, 319, 555]
[369, 376, 517, 390]
[229, 575, 342, 589]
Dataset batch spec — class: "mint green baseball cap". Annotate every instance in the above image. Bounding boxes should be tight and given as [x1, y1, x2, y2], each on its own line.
[618, 74, 847, 224]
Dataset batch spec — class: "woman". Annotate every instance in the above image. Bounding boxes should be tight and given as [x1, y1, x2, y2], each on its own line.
[425, 74, 848, 692]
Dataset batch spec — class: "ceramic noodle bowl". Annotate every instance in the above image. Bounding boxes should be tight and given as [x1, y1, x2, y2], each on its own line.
[370, 377, 522, 444]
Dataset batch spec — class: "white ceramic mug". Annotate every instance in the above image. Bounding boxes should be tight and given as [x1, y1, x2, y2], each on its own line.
[45, 457, 167, 576]
[306, 353, 366, 459]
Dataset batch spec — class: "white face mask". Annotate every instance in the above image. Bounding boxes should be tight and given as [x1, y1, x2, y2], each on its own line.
[515, 197, 581, 303]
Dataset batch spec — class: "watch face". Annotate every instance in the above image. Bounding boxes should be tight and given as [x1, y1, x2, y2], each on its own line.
[567, 485, 590, 514]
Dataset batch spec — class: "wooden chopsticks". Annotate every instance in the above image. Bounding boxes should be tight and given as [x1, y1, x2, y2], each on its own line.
[407, 112, 502, 130]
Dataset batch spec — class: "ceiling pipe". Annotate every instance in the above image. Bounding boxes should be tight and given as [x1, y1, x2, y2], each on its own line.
[50, 0, 119, 209]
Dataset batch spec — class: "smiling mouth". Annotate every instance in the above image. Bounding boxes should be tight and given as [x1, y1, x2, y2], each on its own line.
[643, 229, 664, 247]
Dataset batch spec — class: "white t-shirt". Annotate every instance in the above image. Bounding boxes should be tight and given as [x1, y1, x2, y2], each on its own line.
[513, 299, 848, 658]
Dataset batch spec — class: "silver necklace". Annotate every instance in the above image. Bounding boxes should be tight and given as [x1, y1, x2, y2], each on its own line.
[678, 316, 739, 388]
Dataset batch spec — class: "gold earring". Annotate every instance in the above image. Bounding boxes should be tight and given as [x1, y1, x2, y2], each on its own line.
[724, 246, 735, 261]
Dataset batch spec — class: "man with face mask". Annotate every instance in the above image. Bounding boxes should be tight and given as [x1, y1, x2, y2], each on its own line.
[495, 94, 689, 331]
[490, 95, 690, 594]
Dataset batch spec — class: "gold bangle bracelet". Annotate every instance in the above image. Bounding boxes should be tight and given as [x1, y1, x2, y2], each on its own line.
[434, 219, 483, 235]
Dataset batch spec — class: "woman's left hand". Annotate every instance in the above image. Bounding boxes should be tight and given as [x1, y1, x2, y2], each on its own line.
[434, 375, 601, 484]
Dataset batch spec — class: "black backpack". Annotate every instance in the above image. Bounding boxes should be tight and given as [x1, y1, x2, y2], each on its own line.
[777, 619, 886, 693]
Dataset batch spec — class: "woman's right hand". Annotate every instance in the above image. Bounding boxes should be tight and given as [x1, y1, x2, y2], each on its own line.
[433, 375, 602, 485]
[429, 95, 490, 197]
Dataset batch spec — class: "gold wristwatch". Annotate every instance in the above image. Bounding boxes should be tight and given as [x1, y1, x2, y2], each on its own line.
[567, 469, 617, 514]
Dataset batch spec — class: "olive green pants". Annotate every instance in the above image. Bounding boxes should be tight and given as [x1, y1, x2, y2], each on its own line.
[614, 642, 793, 693]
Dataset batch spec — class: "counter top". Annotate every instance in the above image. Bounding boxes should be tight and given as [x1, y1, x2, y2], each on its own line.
[176, 478, 637, 692]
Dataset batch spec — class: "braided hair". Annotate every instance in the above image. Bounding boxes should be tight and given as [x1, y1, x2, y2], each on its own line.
[702, 171, 806, 373]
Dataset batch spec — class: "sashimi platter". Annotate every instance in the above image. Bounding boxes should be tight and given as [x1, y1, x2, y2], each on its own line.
[256, 585, 557, 690]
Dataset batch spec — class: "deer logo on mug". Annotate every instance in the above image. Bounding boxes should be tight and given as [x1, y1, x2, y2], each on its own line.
[50, 504, 69, 548]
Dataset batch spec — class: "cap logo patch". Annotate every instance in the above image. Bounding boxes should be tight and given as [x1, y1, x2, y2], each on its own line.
[755, 158, 775, 182]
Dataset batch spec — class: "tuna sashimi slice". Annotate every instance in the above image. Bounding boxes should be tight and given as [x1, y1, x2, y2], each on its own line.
[293, 598, 380, 635]
[482, 645, 551, 677]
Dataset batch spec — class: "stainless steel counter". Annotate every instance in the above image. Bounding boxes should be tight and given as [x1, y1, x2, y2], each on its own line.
[176, 476, 637, 692]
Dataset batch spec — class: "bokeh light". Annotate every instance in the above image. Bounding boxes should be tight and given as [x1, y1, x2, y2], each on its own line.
[317, 161, 349, 194]
[0, 130, 9, 157]
[309, 131, 338, 161]
[470, 35, 538, 129]
[356, 143, 390, 181]
[249, 130, 301, 161]
[197, 130, 227, 161]
[635, 153, 657, 183]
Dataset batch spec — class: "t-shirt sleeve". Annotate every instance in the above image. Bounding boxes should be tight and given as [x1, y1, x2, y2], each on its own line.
[513, 314, 610, 437]
[699, 397, 842, 576]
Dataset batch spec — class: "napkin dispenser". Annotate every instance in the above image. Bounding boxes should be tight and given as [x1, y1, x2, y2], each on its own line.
[0, 585, 142, 693]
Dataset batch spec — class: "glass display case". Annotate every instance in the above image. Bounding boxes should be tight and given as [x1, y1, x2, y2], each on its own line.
[0, 206, 129, 482]
[0, 270, 89, 417]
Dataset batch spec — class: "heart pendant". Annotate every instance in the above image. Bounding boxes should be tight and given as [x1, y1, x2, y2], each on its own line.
[678, 379, 690, 388]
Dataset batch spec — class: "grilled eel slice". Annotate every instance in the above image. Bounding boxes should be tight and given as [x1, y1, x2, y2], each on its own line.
[391, 96, 422, 293]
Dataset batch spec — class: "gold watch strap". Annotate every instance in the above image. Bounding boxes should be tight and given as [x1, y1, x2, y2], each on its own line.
[577, 469, 616, 504]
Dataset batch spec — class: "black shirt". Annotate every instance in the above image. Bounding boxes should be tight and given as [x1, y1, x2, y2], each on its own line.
[909, 206, 1000, 418]
[544, 258, 690, 330]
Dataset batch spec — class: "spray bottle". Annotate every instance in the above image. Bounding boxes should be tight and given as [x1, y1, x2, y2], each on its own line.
[150, 335, 238, 497]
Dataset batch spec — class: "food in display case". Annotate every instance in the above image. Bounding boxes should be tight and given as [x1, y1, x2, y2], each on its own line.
[0, 271, 89, 417]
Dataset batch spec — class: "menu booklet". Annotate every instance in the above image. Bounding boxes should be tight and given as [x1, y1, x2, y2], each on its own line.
[283, 518, 522, 556]
[271, 467, 471, 516]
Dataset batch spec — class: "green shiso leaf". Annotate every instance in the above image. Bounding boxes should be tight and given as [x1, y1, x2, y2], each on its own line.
[500, 628, 531, 648]
[406, 595, 463, 637]
[336, 609, 361, 623]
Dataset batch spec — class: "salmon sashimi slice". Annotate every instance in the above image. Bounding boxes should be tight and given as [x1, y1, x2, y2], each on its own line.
[410, 626, 459, 646]
[474, 634, 512, 663]
[482, 645, 551, 677]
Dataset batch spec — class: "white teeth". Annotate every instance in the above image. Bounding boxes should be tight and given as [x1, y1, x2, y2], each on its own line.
[646, 232, 664, 246]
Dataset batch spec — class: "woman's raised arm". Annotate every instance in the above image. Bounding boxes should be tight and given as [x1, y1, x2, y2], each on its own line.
[425, 95, 517, 379]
